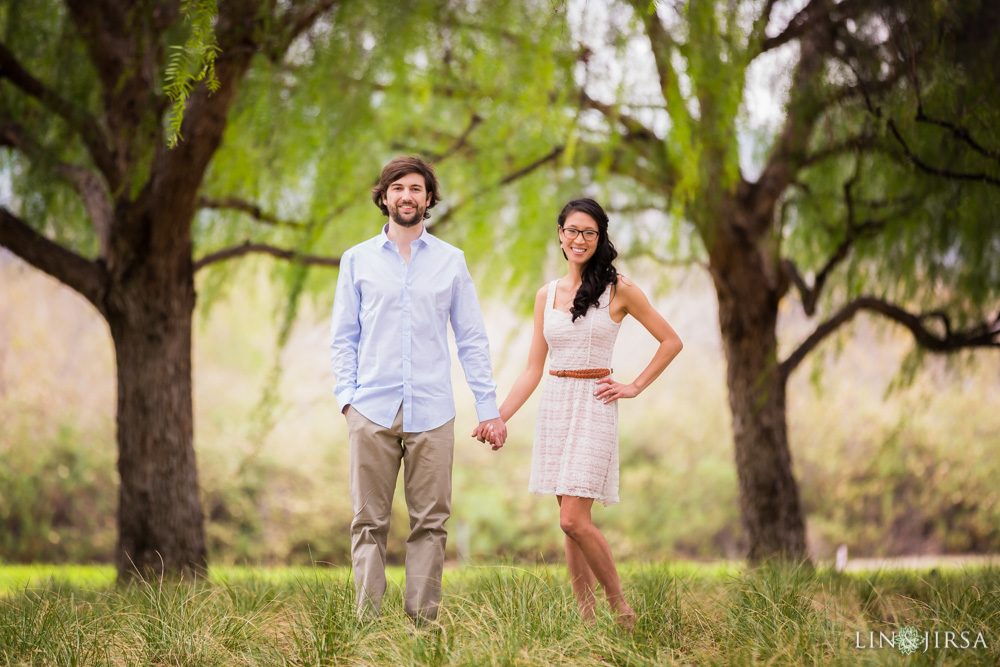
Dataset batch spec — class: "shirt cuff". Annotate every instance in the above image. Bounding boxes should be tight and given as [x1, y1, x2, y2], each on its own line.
[335, 387, 356, 413]
[474, 398, 501, 423]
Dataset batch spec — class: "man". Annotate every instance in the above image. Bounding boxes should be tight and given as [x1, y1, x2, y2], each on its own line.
[330, 155, 507, 623]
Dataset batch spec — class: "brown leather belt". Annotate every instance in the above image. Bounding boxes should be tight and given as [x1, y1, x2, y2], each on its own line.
[549, 368, 612, 379]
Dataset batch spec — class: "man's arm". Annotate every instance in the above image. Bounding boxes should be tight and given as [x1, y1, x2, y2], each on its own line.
[450, 255, 505, 444]
[330, 252, 361, 415]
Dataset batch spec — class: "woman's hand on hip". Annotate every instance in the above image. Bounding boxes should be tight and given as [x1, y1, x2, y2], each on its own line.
[594, 377, 638, 403]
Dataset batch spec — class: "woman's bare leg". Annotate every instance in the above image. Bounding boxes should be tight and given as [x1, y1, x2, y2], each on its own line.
[558, 495, 636, 628]
[558, 496, 597, 621]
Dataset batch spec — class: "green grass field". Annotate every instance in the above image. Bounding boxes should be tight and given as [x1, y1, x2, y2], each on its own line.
[1, 562, 997, 665]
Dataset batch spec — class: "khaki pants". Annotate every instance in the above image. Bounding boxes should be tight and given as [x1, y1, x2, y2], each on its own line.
[346, 404, 454, 622]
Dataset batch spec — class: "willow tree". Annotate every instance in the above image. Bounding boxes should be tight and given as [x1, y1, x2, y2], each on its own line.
[0, 0, 572, 578]
[557, 0, 1000, 560]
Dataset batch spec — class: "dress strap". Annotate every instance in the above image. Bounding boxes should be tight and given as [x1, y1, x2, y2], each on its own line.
[546, 279, 559, 310]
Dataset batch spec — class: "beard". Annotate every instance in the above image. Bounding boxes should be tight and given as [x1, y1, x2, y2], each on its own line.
[388, 200, 425, 227]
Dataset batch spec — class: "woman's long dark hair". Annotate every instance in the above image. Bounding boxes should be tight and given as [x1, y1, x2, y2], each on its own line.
[558, 198, 619, 322]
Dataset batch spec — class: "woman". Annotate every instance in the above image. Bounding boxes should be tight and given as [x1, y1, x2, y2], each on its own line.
[475, 198, 683, 627]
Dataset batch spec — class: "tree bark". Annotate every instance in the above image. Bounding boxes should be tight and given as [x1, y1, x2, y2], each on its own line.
[710, 225, 808, 562]
[105, 241, 206, 580]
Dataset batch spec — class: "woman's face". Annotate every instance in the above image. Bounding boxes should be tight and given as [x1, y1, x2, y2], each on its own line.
[559, 211, 600, 266]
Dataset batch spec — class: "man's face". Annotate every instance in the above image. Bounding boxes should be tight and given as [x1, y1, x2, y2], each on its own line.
[383, 172, 431, 227]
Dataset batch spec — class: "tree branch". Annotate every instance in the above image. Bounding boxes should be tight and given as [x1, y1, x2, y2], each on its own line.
[426, 145, 565, 235]
[780, 255, 809, 299]
[749, 0, 781, 51]
[0, 207, 107, 313]
[846, 27, 1000, 186]
[887, 118, 1000, 187]
[746, 29, 829, 236]
[269, 0, 344, 61]
[430, 112, 482, 162]
[915, 107, 1000, 163]
[194, 241, 342, 271]
[605, 203, 668, 215]
[577, 91, 670, 189]
[783, 166, 903, 313]
[579, 91, 658, 143]
[1, 119, 114, 257]
[621, 245, 707, 270]
[781, 297, 1000, 378]
[0, 41, 117, 186]
[160, 0, 350, 228]
[196, 196, 306, 228]
[897, 19, 1000, 165]
[756, 0, 868, 56]
[389, 112, 484, 164]
[625, 0, 691, 171]
[155, 8, 259, 231]
[801, 132, 878, 167]
[826, 65, 907, 109]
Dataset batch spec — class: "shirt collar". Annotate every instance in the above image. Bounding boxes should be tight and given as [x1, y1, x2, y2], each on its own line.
[379, 223, 431, 249]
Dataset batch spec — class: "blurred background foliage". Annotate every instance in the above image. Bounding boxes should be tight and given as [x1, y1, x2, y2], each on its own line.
[2, 254, 997, 565]
[2, 0, 998, 568]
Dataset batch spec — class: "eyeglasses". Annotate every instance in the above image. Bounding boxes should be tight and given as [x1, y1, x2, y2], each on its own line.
[560, 227, 599, 241]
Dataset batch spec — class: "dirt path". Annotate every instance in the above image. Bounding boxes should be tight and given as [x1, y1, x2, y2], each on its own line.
[840, 554, 1000, 572]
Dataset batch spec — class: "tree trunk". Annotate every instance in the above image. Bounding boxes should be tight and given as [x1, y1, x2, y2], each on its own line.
[106, 251, 205, 580]
[711, 230, 808, 561]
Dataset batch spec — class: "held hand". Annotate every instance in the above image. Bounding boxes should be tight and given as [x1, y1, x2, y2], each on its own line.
[594, 377, 639, 403]
[472, 417, 507, 450]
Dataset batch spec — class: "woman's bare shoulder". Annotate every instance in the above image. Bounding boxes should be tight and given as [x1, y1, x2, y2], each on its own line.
[613, 275, 650, 309]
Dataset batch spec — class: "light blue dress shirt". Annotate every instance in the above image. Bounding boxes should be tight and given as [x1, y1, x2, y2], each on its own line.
[330, 224, 501, 432]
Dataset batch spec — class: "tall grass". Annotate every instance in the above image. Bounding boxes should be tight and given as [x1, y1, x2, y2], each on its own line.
[2, 563, 998, 665]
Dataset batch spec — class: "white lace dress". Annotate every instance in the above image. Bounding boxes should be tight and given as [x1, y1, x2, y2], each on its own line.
[529, 280, 622, 506]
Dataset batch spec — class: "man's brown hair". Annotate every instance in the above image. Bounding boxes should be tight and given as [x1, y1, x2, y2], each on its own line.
[370, 155, 441, 219]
